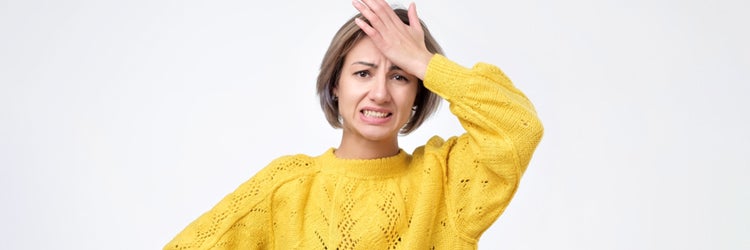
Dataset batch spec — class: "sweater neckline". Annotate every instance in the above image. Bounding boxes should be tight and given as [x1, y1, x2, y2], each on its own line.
[317, 148, 411, 178]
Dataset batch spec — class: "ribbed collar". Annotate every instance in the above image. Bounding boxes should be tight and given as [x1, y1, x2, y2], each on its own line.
[316, 148, 412, 178]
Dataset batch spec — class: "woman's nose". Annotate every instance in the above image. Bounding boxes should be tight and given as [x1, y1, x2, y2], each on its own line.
[368, 76, 391, 104]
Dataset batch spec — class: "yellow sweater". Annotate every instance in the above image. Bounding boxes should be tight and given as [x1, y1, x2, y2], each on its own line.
[165, 55, 544, 249]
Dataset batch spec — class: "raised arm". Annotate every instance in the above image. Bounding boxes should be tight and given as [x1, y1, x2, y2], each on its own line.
[424, 54, 543, 240]
[352, 0, 543, 240]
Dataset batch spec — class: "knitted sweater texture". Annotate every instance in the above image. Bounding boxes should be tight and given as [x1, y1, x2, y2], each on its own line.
[165, 55, 544, 249]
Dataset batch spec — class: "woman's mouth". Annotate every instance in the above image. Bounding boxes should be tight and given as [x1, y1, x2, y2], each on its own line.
[362, 110, 391, 118]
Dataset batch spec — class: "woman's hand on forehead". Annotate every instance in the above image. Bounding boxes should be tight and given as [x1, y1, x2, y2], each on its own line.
[352, 0, 433, 80]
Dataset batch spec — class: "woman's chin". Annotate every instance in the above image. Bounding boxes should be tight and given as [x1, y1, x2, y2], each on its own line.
[348, 126, 400, 143]
[361, 131, 398, 142]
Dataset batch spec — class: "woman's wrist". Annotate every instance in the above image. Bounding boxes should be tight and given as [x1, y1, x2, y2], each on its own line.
[413, 52, 435, 80]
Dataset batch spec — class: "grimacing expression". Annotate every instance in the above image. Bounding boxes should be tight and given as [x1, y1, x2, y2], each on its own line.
[333, 37, 419, 143]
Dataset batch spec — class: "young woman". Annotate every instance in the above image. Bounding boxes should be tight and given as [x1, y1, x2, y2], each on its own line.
[165, 0, 543, 249]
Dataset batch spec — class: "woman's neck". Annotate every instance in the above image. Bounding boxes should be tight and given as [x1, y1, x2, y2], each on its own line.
[334, 135, 400, 159]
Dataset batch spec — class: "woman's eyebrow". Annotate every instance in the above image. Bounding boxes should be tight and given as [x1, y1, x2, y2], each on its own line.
[352, 61, 377, 68]
[351, 61, 403, 71]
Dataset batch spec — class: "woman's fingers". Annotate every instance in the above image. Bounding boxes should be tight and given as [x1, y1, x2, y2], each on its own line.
[353, 17, 379, 41]
[352, 1, 383, 35]
[352, 1, 384, 45]
[352, 0, 421, 43]
[352, 0, 432, 79]
[354, 0, 405, 31]
[352, 1, 377, 31]
[407, 2, 423, 34]
[360, 0, 397, 23]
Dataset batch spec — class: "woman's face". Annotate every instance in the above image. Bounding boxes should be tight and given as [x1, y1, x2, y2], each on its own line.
[334, 37, 419, 144]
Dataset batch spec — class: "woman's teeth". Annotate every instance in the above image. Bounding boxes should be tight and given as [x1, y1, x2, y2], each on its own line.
[363, 110, 389, 118]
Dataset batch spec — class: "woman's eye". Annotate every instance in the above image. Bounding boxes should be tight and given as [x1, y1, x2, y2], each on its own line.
[355, 71, 370, 77]
[392, 74, 409, 81]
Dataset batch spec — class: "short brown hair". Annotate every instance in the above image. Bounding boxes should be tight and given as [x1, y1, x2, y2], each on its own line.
[316, 9, 444, 134]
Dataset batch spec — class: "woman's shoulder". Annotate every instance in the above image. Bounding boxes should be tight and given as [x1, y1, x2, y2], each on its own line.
[265, 153, 317, 170]
[411, 135, 463, 157]
[245, 153, 319, 189]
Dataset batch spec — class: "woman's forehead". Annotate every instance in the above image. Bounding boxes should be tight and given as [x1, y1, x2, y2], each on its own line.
[343, 37, 389, 67]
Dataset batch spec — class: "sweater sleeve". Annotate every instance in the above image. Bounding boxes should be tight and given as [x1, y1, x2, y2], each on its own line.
[164, 156, 312, 250]
[423, 54, 544, 240]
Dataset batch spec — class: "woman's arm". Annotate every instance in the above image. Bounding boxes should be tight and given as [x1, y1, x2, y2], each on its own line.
[424, 54, 544, 240]
[352, 0, 543, 240]
[164, 156, 312, 249]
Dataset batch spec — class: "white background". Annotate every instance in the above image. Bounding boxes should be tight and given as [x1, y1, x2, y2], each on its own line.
[1, 0, 748, 249]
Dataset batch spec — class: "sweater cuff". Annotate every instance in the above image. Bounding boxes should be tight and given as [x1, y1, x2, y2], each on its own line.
[423, 54, 472, 101]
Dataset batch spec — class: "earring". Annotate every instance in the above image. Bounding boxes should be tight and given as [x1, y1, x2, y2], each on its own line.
[412, 106, 417, 111]
[333, 95, 338, 102]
